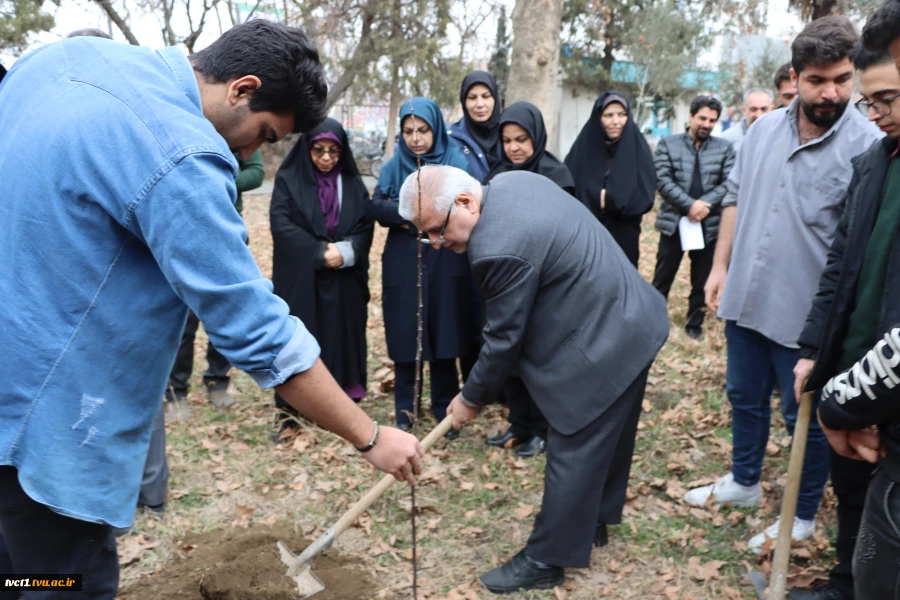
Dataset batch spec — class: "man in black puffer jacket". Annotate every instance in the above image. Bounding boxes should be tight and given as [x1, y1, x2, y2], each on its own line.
[652, 95, 735, 339]
[795, 35, 900, 600]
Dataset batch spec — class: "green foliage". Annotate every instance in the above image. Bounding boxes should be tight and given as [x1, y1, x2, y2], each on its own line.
[621, 1, 711, 124]
[0, 0, 54, 55]
[312, 0, 482, 109]
[560, 0, 766, 103]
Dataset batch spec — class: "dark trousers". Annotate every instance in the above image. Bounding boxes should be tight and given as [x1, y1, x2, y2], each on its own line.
[526, 367, 649, 568]
[139, 401, 168, 509]
[854, 468, 900, 599]
[505, 376, 549, 439]
[166, 310, 231, 401]
[602, 215, 642, 268]
[0, 467, 119, 600]
[829, 451, 875, 599]
[651, 229, 715, 333]
[393, 359, 459, 427]
[725, 321, 830, 520]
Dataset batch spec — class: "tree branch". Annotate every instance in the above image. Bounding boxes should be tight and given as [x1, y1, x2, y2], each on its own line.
[324, 8, 376, 109]
[93, 0, 141, 45]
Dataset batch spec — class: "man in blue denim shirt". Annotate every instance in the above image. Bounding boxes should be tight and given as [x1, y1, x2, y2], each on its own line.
[0, 21, 422, 597]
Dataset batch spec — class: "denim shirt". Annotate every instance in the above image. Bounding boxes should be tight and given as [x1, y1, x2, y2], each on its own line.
[0, 38, 320, 527]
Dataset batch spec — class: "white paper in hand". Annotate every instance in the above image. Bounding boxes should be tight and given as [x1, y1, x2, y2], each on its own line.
[678, 216, 705, 251]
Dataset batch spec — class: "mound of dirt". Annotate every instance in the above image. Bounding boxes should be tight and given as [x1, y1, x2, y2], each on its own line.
[119, 524, 375, 600]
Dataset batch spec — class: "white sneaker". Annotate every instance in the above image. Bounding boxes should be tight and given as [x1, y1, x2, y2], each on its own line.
[683, 473, 761, 507]
[748, 517, 815, 555]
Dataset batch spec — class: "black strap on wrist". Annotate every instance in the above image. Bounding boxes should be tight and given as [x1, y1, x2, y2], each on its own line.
[356, 421, 379, 453]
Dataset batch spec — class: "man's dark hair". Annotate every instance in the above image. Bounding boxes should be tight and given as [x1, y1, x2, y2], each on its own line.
[852, 42, 894, 71]
[791, 16, 858, 74]
[66, 28, 112, 39]
[773, 62, 792, 90]
[862, 0, 900, 53]
[689, 94, 723, 118]
[190, 20, 327, 134]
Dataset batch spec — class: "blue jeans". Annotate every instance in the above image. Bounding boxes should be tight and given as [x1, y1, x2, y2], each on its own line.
[725, 321, 830, 521]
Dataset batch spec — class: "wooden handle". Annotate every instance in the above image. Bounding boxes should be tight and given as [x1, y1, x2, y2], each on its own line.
[769, 391, 813, 599]
[331, 415, 456, 539]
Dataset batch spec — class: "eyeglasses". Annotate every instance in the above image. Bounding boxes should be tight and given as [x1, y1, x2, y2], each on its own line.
[311, 146, 341, 158]
[856, 92, 900, 117]
[420, 203, 454, 246]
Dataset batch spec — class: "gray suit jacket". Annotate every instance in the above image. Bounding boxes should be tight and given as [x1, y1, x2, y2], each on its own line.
[462, 171, 669, 435]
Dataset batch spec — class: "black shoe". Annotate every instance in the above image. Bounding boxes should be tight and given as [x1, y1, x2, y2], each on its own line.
[486, 428, 519, 447]
[141, 503, 166, 516]
[444, 428, 460, 441]
[397, 423, 411, 432]
[479, 550, 564, 594]
[594, 522, 608, 547]
[271, 416, 298, 444]
[686, 327, 702, 340]
[786, 583, 844, 600]
[516, 436, 546, 457]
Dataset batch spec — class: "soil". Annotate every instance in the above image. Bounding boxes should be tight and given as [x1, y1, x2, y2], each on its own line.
[119, 524, 375, 600]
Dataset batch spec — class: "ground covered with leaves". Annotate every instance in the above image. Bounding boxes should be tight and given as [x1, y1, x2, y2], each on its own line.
[117, 192, 840, 600]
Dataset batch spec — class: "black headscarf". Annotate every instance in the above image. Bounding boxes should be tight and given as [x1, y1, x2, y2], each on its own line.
[564, 91, 656, 219]
[270, 118, 372, 387]
[273, 117, 368, 230]
[487, 101, 575, 194]
[459, 70, 501, 157]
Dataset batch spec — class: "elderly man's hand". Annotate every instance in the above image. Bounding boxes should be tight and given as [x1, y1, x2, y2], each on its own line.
[447, 394, 479, 430]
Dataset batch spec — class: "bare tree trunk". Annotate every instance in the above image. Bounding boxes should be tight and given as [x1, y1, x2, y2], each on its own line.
[94, 0, 141, 45]
[506, 0, 563, 141]
[384, 61, 401, 161]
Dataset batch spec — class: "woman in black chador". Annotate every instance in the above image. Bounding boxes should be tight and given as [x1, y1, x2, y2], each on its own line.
[565, 92, 656, 266]
[269, 118, 374, 439]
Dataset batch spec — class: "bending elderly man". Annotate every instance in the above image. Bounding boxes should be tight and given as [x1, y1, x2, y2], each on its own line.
[398, 165, 669, 593]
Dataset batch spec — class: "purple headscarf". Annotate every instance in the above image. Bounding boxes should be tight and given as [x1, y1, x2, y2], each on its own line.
[312, 131, 344, 239]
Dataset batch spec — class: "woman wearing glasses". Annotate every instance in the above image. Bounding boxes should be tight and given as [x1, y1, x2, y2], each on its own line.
[270, 118, 374, 440]
[482, 101, 575, 458]
[372, 97, 478, 437]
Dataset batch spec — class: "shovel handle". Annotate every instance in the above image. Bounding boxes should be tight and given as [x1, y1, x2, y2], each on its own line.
[330, 415, 455, 540]
[768, 391, 813, 600]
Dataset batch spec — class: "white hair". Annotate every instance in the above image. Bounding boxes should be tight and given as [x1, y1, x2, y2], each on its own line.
[398, 165, 481, 221]
[743, 87, 774, 106]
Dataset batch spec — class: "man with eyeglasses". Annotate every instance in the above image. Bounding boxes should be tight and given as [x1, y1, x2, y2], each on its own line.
[397, 165, 669, 593]
[791, 31, 900, 600]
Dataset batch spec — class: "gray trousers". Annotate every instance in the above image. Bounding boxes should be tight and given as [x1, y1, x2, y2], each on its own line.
[138, 401, 168, 508]
[526, 366, 650, 568]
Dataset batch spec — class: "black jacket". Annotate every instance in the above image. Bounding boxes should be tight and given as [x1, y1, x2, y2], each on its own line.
[653, 133, 735, 244]
[798, 136, 900, 472]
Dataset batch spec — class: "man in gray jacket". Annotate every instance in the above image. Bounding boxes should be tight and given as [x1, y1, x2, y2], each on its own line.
[399, 165, 669, 594]
[652, 95, 736, 339]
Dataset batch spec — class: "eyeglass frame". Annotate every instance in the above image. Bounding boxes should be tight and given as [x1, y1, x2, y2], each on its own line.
[310, 145, 342, 158]
[856, 92, 900, 117]
[420, 202, 454, 246]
